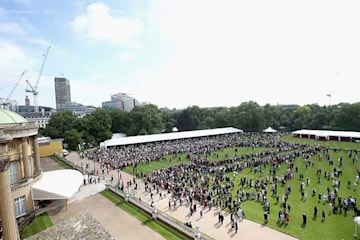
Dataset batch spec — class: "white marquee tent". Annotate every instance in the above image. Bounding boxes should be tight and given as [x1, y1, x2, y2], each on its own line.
[32, 169, 83, 200]
[101, 127, 243, 148]
[263, 127, 277, 133]
[292, 129, 360, 141]
[355, 217, 360, 238]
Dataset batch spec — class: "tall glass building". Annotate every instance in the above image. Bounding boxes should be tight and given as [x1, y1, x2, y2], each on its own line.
[54, 77, 71, 110]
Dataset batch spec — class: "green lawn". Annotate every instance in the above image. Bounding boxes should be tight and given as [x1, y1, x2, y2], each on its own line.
[100, 190, 193, 240]
[49, 155, 73, 169]
[227, 150, 359, 240]
[126, 135, 360, 240]
[199, 147, 272, 161]
[122, 147, 272, 176]
[122, 153, 191, 175]
[20, 213, 53, 239]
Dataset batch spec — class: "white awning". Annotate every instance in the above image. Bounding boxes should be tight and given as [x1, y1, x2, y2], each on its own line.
[355, 216, 360, 225]
[101, 127, 243, 147]
[263, 127, 277, 133]
[32, 170, 84, 200]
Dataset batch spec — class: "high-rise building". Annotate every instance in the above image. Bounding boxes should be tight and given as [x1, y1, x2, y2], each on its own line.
[54, 77, 71, 110]
[102, 93, 140, 111]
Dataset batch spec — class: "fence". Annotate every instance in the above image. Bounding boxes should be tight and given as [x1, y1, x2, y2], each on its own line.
[54, 155, 213, 240]
[54, 154, 88, 174]
[108, 186, 213, 240]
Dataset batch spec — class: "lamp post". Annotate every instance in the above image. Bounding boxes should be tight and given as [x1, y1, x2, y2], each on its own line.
[152, 202, 157, 219]
[125, 187, 130, 201]
[93, 159, 96, 175]
[195, 225, 201, 239]
[117, 169, 120, 187]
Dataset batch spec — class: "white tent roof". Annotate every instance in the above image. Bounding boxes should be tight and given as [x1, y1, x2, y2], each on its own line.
[355, 216, 360, 225]
[263, 127, 277, 133]
[32, 170, 84, 200]
[102, 127, 243, 148]
[292, 129, 360, 139]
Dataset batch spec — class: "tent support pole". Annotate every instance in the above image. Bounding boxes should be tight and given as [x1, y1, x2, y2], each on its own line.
[65, 199, 68, 211]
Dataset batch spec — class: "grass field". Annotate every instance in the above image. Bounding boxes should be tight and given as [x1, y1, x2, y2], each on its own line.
[122, 147, 273, 176]
[20, 135, 360, 240]
[126, 135, 360, 240]
[19, 213, 53, 239]
[227, 150, 359, 240]
[122, 153, 190, 175]
[100, 190, 193, 240]
[49, 155, 73, 169]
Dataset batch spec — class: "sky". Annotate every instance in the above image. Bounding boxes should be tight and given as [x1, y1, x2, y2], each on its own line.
[1, 0, 360, 110]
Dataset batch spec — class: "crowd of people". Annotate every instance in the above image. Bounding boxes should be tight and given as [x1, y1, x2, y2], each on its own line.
[88, 132, 359, 231]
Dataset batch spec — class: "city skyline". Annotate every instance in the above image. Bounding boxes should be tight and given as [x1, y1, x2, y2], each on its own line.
[1, 1, 360, 109]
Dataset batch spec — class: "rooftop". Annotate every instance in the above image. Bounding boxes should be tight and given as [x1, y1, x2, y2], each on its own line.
[0, 109, 28, 125]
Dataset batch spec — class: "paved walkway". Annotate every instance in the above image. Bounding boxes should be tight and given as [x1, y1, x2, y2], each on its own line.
[65, 152, 298, 240]
[41, 157, 166, 240]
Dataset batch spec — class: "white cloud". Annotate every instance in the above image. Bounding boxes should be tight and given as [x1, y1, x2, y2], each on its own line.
[0, 22, 24, 35]
[118, 52, 135, 61]
[70, 2, 143, 45]
[135, 0, 360, 108]
[0, 40, 28, 75]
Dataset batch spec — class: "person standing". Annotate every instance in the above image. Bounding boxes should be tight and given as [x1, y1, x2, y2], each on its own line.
[285, 213, 290, 223]
[322, 210, 326, 222]
[264, 211, 269, 224]
[313, 206, 318, 218]
[302, 213, 307, 226]
[234, 220, 238, 233]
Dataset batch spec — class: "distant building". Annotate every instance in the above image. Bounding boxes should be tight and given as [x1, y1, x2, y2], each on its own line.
[18, 110, 53, 129]
[54, 77, 71, 110]
[57, 102, 95, 117]
[25, 95, 30, 106]
[0, 98, 18, 112]
[102, 93, 140, 111]
[16, 105, 56, 129]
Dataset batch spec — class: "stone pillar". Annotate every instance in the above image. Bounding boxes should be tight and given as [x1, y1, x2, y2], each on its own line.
[0, 144, 20, 240]
[21, 138, 31, 179]
[32, 136, 41, 173]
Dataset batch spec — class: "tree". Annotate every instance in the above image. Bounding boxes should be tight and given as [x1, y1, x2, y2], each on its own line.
[64, 129, 83, 150]
[213, 107, 231, 128]
[292, 106, 312, 130]
[263, 104, 281, 129]
[160, 108, 177, 133]
[127, 104, 164, 135]
[176, 109, 196, 131]
[333, 103, 360, 131]
[230, 102, 265, 131]
[110, 109, 129, 133]
[42, 110, 78, 139]
[83, 108, 112, 143]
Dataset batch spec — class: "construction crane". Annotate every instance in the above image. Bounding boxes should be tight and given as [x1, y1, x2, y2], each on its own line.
[25, 45, 51, 112]
[1, 70, 27, 108]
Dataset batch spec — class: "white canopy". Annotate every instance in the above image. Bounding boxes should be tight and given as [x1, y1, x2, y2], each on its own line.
[355, 217, 360, 238]
[32, 169, 83, 200]
[101, 127, 243, 148]
[263, 127, 277, 133]
[292, 129, 360, 139]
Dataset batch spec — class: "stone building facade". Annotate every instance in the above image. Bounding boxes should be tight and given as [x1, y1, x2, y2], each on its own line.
[0, 109, 42, 240]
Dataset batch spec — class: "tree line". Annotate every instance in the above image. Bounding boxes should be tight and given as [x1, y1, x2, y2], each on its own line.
[41, 101, 360, 150]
